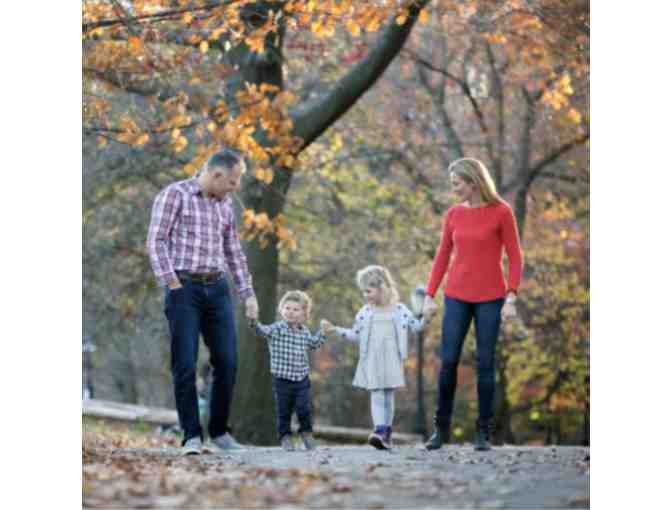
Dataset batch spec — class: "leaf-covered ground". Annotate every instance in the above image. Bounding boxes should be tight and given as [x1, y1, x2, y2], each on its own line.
[83, 421, 589, 509]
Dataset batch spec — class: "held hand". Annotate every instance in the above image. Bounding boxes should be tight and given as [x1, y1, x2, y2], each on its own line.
[422, 295, 438, 317]
[245, 296, 259, 320]
[501, 301, 517, 321]
[320, 319, 335, 334]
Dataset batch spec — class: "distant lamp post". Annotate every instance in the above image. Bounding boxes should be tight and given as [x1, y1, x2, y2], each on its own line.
[83, 336, 97, 400]
[410, 285, 428, 440]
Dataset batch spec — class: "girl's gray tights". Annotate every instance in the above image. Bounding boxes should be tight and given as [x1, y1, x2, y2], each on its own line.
[370, 389, 395, 426]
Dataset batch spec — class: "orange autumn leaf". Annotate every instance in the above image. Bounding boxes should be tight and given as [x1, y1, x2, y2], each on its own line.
[128, 36, 142, 49]
[134, 133, 150, 147]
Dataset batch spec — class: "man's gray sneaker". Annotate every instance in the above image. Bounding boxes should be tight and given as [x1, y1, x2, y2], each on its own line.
[211, 432, 245, 451]
[299, 432, 316, 451]
[280, 435, 295, 451]
[181, 436, 202, 456]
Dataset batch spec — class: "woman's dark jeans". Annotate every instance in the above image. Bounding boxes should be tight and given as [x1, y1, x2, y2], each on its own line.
[164, 278, 238, 444]
[435, 296, 504, 427]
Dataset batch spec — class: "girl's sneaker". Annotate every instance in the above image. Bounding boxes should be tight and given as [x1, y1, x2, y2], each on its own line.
[381, 426, 392, 449]
[368, 426, 387, 450]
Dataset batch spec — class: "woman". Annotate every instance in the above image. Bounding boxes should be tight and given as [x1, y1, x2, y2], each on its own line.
[422, 158, 523, 451]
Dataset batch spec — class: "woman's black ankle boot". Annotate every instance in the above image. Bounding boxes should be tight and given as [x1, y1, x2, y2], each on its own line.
[474, 419, 493, 451]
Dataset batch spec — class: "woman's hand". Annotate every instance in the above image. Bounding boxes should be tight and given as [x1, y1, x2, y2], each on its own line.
[501, 295, 517, 321]
[422, 295, 438, 318]
[320, 319, 335, 334]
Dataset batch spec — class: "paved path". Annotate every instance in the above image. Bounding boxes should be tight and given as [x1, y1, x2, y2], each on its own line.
[84, 444, 589, 508]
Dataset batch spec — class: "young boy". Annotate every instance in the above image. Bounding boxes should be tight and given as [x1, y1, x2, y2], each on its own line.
[249, 290, 327, 451]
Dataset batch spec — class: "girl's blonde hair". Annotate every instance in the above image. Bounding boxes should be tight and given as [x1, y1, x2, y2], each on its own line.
[448, 157, 504, 205]
[356, 265, 400, 306]
[278, 290, 313, 321]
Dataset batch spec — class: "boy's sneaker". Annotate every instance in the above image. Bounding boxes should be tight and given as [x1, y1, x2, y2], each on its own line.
[280, 435, 295, 451]
[181, 436, 202, 456]
[210, 432, 245, 451]
[299, 432, 316, 451]
[368, 426, 386, 450]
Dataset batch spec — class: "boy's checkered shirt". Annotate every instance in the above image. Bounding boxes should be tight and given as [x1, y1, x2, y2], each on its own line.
[250, 319, 326, 381]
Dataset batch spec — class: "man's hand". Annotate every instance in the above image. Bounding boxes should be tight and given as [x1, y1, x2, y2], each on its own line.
[245, 296, 259, 319]
[168, 280, 183, 290]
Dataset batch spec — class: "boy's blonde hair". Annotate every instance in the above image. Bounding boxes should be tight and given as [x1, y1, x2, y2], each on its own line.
[448, 157, 504, 206]
[356, 265, 400, 306]
[278, 290, 313, 321]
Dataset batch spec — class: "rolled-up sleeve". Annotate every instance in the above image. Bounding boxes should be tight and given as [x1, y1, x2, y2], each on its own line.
[221, 201, 255, 302]
[147, 187, 181, 287]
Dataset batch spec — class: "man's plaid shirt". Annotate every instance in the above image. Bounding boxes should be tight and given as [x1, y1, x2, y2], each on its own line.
[146, 177, 254, 301]
[250, 320, 326, 381]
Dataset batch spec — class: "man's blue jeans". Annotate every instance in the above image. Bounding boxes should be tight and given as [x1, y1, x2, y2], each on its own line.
[164, 278, 237, 444]
[435, 296, 504, 427]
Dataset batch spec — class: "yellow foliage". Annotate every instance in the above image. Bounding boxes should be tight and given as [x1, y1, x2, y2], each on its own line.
[133, 133, 150, 147]
[255, 168, 274, 184]
[419, 10, 429, 25]
[346, 19, 361, 37]
[245, 36, 265, 54]
[365, 17, 381, 33]
[567, 108, 582, 125]
[174, 136, 188, 153]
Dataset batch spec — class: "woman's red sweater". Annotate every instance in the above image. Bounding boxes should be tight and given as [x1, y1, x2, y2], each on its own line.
[426, 202, 523, 303]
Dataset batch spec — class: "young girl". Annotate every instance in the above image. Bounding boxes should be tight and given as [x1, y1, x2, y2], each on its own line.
[322, 265, 433, 450]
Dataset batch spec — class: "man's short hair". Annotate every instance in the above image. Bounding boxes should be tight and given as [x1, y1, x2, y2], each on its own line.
[206, 149, 245, 172]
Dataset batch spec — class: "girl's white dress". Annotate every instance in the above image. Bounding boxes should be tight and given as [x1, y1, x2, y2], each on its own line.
[352, 309, 405, 390]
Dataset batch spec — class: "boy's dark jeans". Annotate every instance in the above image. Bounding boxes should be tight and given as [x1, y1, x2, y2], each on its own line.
[272, 376, 313, 439]
[435, 296, 504, 427]
[164, 277, 238, 445]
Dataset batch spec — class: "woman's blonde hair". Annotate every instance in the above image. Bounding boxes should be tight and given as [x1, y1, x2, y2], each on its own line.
[356, 265, 400, 306]
[448, 157, 504, 205]
[278, 290, 313, 321]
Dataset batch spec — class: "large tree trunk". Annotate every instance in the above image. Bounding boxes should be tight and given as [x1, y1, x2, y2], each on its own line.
[227, 1, 431, 444]
[225, 3, 288, 444]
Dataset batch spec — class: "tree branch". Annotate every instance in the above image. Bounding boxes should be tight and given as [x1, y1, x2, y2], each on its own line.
[502, 130, 590, 194]
[82, 1, 237, 33]
[289, 0, 432, 150]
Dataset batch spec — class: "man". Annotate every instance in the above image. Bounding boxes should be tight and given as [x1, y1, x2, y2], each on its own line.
[147, 149, 259, 455]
